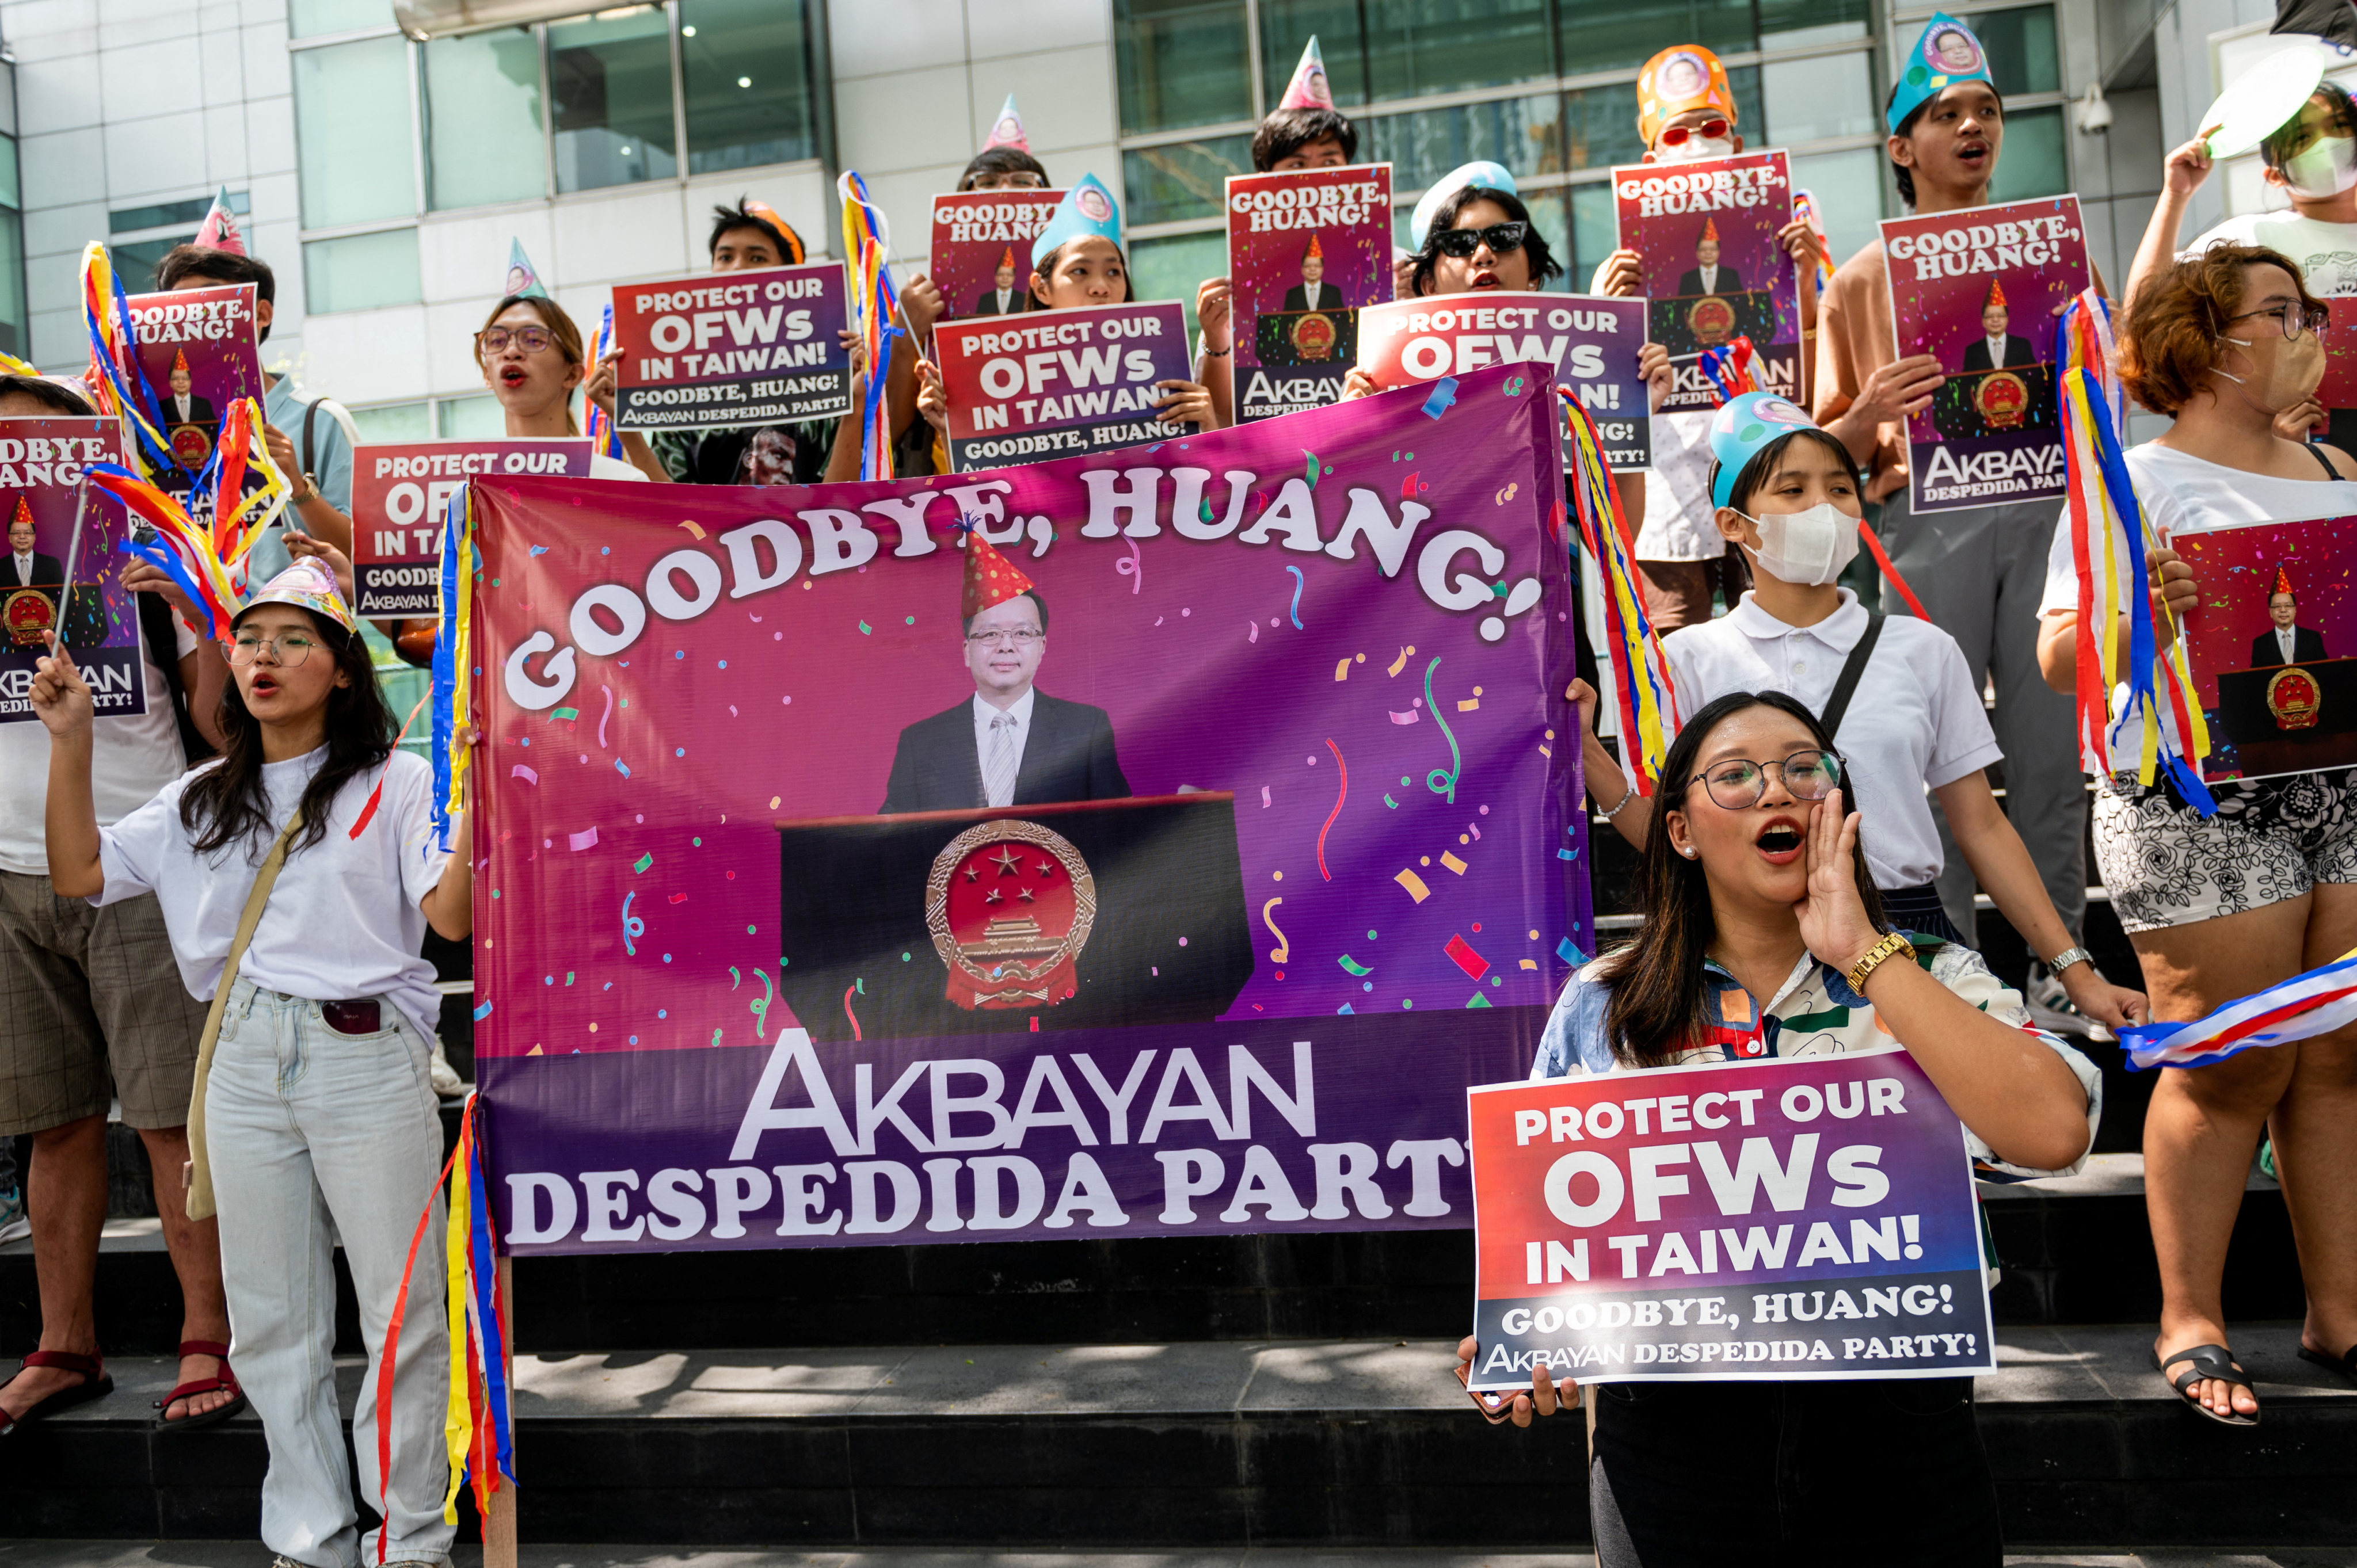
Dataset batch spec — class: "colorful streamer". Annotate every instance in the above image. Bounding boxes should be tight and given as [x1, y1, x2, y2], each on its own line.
[87, 461, 246, 639]
[2121, 945, 2357, 1070]
[1560, 389, 1680, 793]
[79, 243, 182, 483]
[1792, 189, 1836, 295]
[1696, 336, 1758, 406]
[584, 303, 623, 461]
[839, 170, 904, 483]
[429, 484, 477, 849]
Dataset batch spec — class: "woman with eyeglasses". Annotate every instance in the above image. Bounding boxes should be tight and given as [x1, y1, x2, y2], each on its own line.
[475, 292, 662, 483]
[1456, 688, 2099, 1566]
[1572, 392, 2143, 1021]
[2036, 242, 2357, 1423]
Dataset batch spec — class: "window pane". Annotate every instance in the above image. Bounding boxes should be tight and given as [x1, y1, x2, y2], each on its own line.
[437, 394, 504, 438]
[1561, 82, 1646, 173]
[294, 37, 415, 228]
[1261, 0, 1556, 106]
[303, 229, 422, 314]
[289, 0, 388, 39]
[349, 400, 432, 442]
[1115, 0, 1250, 135]
[1365, 95, 1564, 197]
[425, 29, 544, 211]
[1970, 5, 2061, 97]
[681, 0, 820, 173]
[112, 236, 191, 286]
[1129, 231, 1227, 339]
[0, 208, 25, 356]
[1789, 146, 1884, 266]
[1761, 51, 1876, 145]
[1558, 0, 1752, 79]
[1758, 0, 1872, 49]
[1987, 104, 2067, 201]
[1568, 180, 1616, 286]
[0, 134, 19, 210]
[1123, 135, 1251, 227]
[111, 192, 245, 233]
[549, 7, 677, 194]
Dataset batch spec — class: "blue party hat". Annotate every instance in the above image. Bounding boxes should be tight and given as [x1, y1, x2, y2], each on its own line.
[1034, 174, 1123, 257]
[1888, 13, 1995, 133]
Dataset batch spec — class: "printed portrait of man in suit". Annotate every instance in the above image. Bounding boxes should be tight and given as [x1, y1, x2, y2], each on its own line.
[159, 354, 217, 438]
[880, 533, 1129, 814]
[1960, 278, 2034, 371]
[3, 499, 62, 590]
[1281, 233, 1341, 312]
[972, 248, 1031, 316]
[1676, 216, 1740, 297]
[2253, 569, 2329, 667]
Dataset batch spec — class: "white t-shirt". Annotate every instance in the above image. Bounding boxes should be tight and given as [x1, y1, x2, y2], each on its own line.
[2185, 211, 2357, 300]
[1662, 587, 2002, 888]
[591, 453, 649, 483]
[0, 616, 197, 876]
[95, 746, 451, 1037]
[1634, 409, 1721, 562]
[2038, 442, 2357, 771]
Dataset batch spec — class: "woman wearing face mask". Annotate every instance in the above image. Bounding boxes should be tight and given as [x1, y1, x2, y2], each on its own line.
[2038, 245, 2357, 1423]
[2128, 71, 2357, 457]
[1459, 689, 2100, 1567]
[1575, 394, 2145, 1034]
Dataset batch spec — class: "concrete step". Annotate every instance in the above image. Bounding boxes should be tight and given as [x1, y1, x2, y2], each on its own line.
[4, 1325, 2351, 1549]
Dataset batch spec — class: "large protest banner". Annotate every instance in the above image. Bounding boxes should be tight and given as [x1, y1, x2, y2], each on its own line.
[1882, 196, 2088, 516]
[930, 190, 1064, 325]
[0, 418, 145, 722]
[351, 438, 591, 617]
[1613, 151, 1798, 412]
[465, 361, 1587, 1254]
[931, 302, 1192, 472]
[612, 262, 852, 430]
[1465, 1049, 1994, 1387]
[2169, 514, 2357, 783]
[1228, 165, 1393, 422]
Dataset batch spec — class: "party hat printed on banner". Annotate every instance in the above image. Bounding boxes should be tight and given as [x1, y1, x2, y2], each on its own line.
[2276, 563, 2297, 597]
[1303, 232, 1323, 260]
[1278, 36, 1333, 109]
[193, 186, 246, 255]
[959, 523, 1036, 620]
[1986, 277, 2007, 308]
[983, 94, 1031, 152]
[502, 239, 549, 301]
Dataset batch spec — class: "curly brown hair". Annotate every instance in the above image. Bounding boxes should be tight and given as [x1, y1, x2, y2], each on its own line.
[2122, 242, 2320, 416]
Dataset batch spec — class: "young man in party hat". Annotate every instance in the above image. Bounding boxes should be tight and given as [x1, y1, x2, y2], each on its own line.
[960, 94, 1052, 192]
[879, 531, 1129, 814]
[1813, 10, 2101, 1035]
[1253, 36, 1357, 172]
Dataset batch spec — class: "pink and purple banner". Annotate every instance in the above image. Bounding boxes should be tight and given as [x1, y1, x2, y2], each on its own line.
[0, 418, 144, 723]
[928, 189, 1064, 325]
[1466, 1050, 1994, 1386]
[466, 361, 1588, 1253]
[932, 302, 1192, 472]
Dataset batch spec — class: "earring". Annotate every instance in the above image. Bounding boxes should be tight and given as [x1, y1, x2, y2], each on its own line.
[1680, 845, 1698, 858]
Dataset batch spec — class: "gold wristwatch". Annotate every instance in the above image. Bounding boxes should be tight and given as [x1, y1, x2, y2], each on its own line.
[1845, 932, 1915, 993]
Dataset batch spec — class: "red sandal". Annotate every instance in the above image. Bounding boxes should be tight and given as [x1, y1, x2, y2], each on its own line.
[0, 1349, 114, 1436]
[153, 1339, 246, 1433]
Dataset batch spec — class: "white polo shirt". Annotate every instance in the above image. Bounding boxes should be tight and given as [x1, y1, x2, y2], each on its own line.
[1662, 588, 2002, 888]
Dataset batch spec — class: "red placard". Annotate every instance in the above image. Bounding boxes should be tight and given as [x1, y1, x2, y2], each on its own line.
[350, 438, 592, 616]
[612, 262, 852, 432]
[929, 189, 1065, 325]
[931, 301, 1193, 472]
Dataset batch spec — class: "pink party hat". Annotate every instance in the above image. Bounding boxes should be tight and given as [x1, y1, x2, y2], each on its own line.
[194, 186, 246, 255]
[983, 94, 1030, 152]
[1278, 37, 1333, 110]
[234, 556, 356, 635]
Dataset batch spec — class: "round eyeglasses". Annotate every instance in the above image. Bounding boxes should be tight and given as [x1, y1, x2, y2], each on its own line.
[2230, 303, 2332, 342]
[1685, 749, 1845, 810]
[227, 631, 318, 667]
[966, 628, 1043, 648]
[478, 325, 555, 356]
[1657, 118, 1731, 147]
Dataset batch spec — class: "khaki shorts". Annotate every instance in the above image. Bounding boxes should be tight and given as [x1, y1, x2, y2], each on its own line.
[0, 870, 206, 1135]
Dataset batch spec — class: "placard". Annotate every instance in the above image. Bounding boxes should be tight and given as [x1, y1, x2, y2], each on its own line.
[1882, 196, 2089, 516]
[1466, 1049, 1994, 1387]
[613, 262, 852, 432]
[931, 301, 1193, 471]
[350, 438, 593, 617]
[1227, 165, 1394, 422]
[930, 189, 1064, 325]
[1613, 151, 1799, 413]
[2173, 514, 2357, 783]
[123, 283, 265, 512]
[1355, 293, 1653, 469]
[0, 418, 147, 723]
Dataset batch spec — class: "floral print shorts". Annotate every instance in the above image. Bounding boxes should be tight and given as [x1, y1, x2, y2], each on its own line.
[2092, 767, 2357, 932]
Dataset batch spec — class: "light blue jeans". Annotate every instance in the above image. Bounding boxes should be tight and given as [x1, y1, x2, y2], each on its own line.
[206, 979, 453, 1568]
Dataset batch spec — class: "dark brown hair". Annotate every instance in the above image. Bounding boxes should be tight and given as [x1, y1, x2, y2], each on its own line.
[1598, 691, 1888, 1067]
[474, 293, 589, 434]
[959, 146, 1052, 192]
[1029, 241, 1133, 309]
[2122, 241, 2318, 416]
[154, 246, 277, 340]
[1252, 107, 1358, 171]
[707, 201, 805, 264]
[1408, 186, 1563, 296]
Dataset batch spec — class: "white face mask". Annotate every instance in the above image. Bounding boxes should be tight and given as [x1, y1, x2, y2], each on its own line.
[1657, 135, 1737, 165]
[2280, 133, 2357, 199]
[1738, 502, 1861, 586]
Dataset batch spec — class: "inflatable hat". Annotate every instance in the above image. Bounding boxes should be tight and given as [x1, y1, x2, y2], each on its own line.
[1034, 174, 1122, 257]
[2276, 564, 2297, 597]
[1278, 36, 1334, 110]
[193, 185, 246, 257]
[1638, 45, 1737, 147]
[983, 93, 1031, 153]
[1304, 232, 1324, 260]
[1985, 277, 2008, 309]
[234, 555, 356, 635]
[1888, 13, 1994, 133]
[741, 199, 807, 264]
[1410, 160, 1517, 250]
[961, 526, 1035, 620]
[1708, 391, 1821, 509]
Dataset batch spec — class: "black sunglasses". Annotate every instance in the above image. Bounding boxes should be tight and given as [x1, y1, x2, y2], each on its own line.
[1432, 222, 1529, 259]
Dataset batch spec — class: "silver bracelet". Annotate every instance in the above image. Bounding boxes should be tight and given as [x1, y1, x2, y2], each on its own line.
[1598, 780, 1637, 820]
[2044, 945, 2092, 975]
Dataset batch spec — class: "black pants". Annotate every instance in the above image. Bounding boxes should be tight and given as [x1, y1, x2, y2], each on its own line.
[1589, 1377, 2002, 1568]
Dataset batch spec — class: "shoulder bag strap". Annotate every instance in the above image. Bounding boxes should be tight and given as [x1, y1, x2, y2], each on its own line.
[302, 398, 321, 479]
[2305, 437, 2344, 479]
[1817, 609, 1886, 742]
[182, 810, 306, 1221]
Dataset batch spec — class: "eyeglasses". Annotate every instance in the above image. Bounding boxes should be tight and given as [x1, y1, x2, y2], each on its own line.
[966, 628, 1043, 648]
[1432, 222, 1529, 260]
[970, 171, 1047, 190]
[227, 631, 319, 667]
[1685, 749, 1845, 810]
[1656, 118, 1731, 147]
[2230, 303, 2332, 342]
[477, 326, 555, 356]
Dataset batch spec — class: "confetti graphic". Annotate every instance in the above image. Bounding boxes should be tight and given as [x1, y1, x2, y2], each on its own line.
[1317, 738, 1347, 881]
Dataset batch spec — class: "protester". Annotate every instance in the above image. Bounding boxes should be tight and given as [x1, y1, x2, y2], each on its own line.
[962, 96, 1050, 191]
[2036, 242, 2357, 1422]
[1570, 392, 2144, 1032]
[477, 270, 656, 482]
[0, 371, 239, 1438]
[1253, 37, 1355, 173]
[1813, 12, 2097, 1033]
[1457, 689, 2098, 1563]
[32, 555, 470, 1563]
[1583, 44, 1829, 632]
[155, 245, 360, 581]
[916, 176, 1222, 436]
[2126, 74, 2357, 456]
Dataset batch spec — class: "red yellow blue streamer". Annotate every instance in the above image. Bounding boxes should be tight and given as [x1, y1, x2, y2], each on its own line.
[79, 243, 181, 484]
[1561, 389, 1680, 793]
[584, 304, 623, 461]
[1697, 337, 1758, 406]
[1793, 190, 1836, 295]
[839, 170, 904, 483]
[429, 484, 475, 849]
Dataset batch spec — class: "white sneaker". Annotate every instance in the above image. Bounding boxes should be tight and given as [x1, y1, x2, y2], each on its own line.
[0, 1189, 28, 1245]
[2023, 960, 2114, 1043]
[428, 1036, 464, 1097]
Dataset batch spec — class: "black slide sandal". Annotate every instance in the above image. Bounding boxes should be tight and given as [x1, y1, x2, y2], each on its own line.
[2298, 1342, 2357, 1387]
[2153, 1343, 2260, 1426]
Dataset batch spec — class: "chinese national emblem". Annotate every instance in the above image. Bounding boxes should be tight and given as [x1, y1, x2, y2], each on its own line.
[1973, 369, 2028, 431]
[2267, 666, 2322, 731]
[5, 589, 55, 648]
[1687, 296, 1737, 346]
[1289, 311, 1338, 362]
[926, 819, 1097, 1010]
